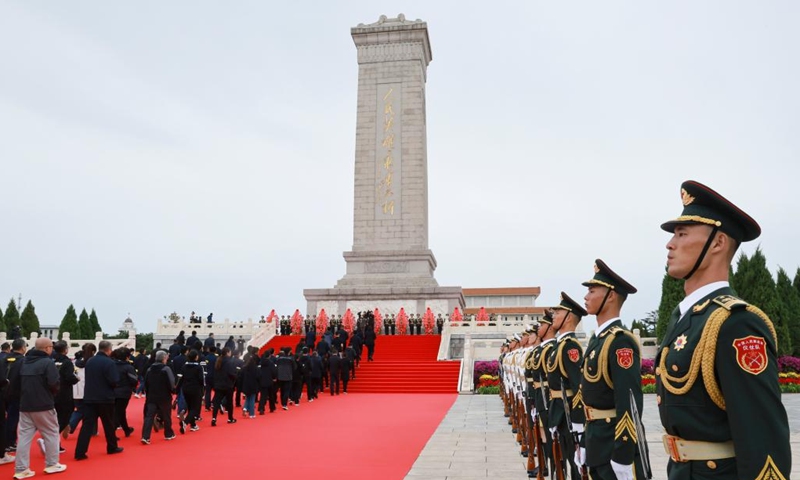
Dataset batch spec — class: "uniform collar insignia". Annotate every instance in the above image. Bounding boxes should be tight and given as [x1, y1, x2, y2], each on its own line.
[589, 350, 596, 360]
[674, 334, 688, 351]
[693, 299, 711, 313]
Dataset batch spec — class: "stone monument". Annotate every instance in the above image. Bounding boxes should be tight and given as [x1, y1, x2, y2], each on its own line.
[304, 14, 464, 318]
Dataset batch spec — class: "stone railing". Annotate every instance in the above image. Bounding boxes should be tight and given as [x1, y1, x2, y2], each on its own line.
[156, 318, 266, 337]
[459, 333, 475, 393]
[0, 330, 136, 357]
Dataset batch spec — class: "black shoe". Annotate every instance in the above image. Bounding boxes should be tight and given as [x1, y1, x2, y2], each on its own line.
[125, 427, 134, 438]
[59, 445, 66, 454]
[75, 454, 88, 461]
[211, 418, 217, 427]
[107, 447, 124, 455]
[179, 421, 185, 434]
[227, 418, 237, 424]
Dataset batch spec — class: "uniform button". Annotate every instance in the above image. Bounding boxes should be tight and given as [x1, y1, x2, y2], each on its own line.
[707, 461, 717, 470]
[655, 367, 661, 375]
[672, 364, 679, 372]
[657, 395, 661, 405]
[605, 418, 611, 424]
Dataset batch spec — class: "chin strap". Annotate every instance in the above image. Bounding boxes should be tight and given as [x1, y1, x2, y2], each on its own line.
[597, 288, 613, 317]
[683, 226, 719, 280]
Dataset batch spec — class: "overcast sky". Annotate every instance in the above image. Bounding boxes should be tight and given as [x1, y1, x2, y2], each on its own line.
[1, 1, 799, 335]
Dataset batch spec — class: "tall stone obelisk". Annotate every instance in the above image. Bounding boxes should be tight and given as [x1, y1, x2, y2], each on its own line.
[304, 14, 463, 318]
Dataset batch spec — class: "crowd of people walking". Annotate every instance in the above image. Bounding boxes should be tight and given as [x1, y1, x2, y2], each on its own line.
[0, 312, 378, 479]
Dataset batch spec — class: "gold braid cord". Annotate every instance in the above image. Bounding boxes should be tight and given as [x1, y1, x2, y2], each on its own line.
[545, 343, 561, 374]
[532, 344, 553, 371]
[583, 328, 641, 389]
[557, 339, 581, 378]
[659, 303, 778, 411]
[524, 347, 537, 370]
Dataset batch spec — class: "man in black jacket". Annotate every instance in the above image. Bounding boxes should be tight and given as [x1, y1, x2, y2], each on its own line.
[364, 327, 376, 362]
[52, 341, 78, 440]
[4, 338, 26, 453]
[74, 341, 123, 460]
[329, 349, 341, 396]
[14, 337, 64, 477]
[276, 350, 294, 410]
[257, 349, 277, 414]
[141, 350, 177, 444]
[309, 351, 323, 401]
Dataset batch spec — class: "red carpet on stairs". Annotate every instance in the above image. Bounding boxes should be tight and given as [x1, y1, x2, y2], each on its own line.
[260, 334, 461, 393]
[6, 393, 456, 480]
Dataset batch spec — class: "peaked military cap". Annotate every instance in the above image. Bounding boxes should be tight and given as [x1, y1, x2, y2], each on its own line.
[660, 180, 761, 243]
[540, 309, 554, 325]
[582, 258, 637, 297]
[552, 291, 588, 317]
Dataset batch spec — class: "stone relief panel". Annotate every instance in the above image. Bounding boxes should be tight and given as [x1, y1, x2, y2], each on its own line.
[347, 300, 417, 317]
[314, 301, 339, 317]
[424, 300, 450, 316]
[364, 261, 409, 274]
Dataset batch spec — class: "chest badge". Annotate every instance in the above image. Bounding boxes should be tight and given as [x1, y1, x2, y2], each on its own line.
[589, 350, 596, 360]
[674, 335, 688, 351]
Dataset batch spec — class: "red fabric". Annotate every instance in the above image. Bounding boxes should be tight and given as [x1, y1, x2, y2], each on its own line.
[290, 309, 304, 335]
[44, 394, 455, 479]
[396, 308, 409, 335]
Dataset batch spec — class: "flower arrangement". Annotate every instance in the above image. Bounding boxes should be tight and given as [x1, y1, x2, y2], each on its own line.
[290, 309, 304, 335]
[316, 309, 328, 334]
[266, 309, 278, 324]
[451, 307, 463, 326]
[778, 356, 800, 373]
[476, 307, 489, 325]
[422, 307, 435, 335]
[396, 308, 409, 335]
[476, 373, 500, 394]
[473, 360, 499, 387]
[342, 309, 355, 335]
[374, 308, 383, 335]
[641, 358, 655, 376]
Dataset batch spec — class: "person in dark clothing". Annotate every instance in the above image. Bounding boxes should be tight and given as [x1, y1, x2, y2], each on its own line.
[4, 338, 27, 452]
[171, 345, 188, 415]
[345, 346, 357, 380]
[350, 331, 363, 367]
[0, 344, 10, 465]
[203, 334, 216, 349]
[224, 336, 236, 353]
[168, 339, 182, 361]
[257, 349, 277, 414]
[112, 348, 137, 438]
[132, 348, 148, 397]
[13, 337, 64, 477]
[240, 354, 259, 418]
[315, 339, 330, 390]
[364, 327, 376, 361]
[74, 341, 123, 460]
[305, 327, 316, 350]
[51, 341, 78, 442]
[337, 327, 349, 351]
[276, 349, 294, 410]
[341, 352, 351, 394]
[203, 347, 217, 411]
[68, 344, 96, 436]
[290, 352, 305, 405]
[187, 331, 199, 350]
[309, 351, 322, 401]
[232, 353, 244, 408]
[211, 348, 237, 426]
[141, 350, 177, 444]
[179, 350, 204, 432]
[329, 349, 341, 396]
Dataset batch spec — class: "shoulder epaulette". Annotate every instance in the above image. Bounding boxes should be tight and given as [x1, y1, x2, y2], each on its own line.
[712, 294, 749, 311]
[6, 358, 15, 363]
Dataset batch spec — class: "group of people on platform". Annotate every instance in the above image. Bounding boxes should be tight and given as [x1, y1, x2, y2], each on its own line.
[0, 312, 379, 479]
[499, 180, 791, 480]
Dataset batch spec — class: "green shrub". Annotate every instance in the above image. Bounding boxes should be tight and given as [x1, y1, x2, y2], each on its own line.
[476, 386, 500, 395]
[641, 384, 656, 394]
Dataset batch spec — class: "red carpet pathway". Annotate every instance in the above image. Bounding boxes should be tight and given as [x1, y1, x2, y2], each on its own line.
[3, 394, 457, 479]
[261, 334, 461, 393]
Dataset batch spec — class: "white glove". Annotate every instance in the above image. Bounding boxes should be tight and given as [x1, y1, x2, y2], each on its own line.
[611, 460, 634, 480]
[574, 447, 586, 467]
[572, 422, 585, 434]
[531, 409, 537, 421]
[549, 426, 557, 436]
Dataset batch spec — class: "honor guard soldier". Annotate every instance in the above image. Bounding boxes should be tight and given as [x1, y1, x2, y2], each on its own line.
[529, 310, 557, 478]
[658, 180, 790, 479]
[546, 292, 587, 480]
[580, 259, 649, 480]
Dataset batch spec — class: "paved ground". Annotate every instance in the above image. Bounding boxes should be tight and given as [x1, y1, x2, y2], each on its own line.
[406, 394, 800, 479]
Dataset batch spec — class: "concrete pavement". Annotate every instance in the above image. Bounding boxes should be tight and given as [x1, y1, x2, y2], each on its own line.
[406, 394, 800, 479]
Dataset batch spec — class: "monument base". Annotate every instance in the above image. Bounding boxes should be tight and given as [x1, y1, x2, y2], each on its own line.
[303, 285, 464, 318]
[336, 249, 440, 288]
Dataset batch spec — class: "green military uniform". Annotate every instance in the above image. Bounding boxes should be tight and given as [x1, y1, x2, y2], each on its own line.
[657, 180, 791, 479]
[546, 292, 587, 480]
[529, 311, 556, 478]
[580, 259, 649, 479]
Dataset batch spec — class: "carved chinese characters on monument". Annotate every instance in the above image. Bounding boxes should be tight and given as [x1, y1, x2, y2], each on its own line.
[376, 83, 402, 217]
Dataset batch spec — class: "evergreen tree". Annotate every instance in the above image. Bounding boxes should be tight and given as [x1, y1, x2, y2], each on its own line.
[733, 248, 791, 355]
[0, 306, 4, 334]
[19, 300, 40, 338]
[58, 305, 79, 340]
[89, 309, 101, 336]
[78, 308, 92, 339]
[777, 268, 800, 356]
[656, 273, 684, 342]
[794, 267, 800, 301]
[4, 298, 20, 335]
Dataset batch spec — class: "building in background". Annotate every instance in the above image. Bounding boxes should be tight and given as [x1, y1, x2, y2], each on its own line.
[39, 325, 59, 340]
